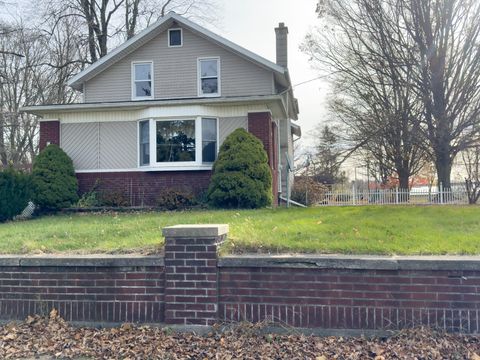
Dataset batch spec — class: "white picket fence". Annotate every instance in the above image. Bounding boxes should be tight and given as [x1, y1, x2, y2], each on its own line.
[318, 184, 469, 206]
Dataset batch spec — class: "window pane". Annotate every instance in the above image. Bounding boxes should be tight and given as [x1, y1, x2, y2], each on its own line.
[200, 59, 218, 77]
[139, 121, 150, 166]
[156, 120, 196, 162]
[169, 29, 182, 46]
[201, 78, 218, 94]
[135, 81, 151, 97]
[202, 118, 217, 163]
[202, 118, 216, 141]
[134, 63, 151, 81]
[202, 141, 216, 162]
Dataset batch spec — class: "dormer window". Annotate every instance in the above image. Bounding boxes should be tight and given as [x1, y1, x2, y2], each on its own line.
[198, 57, 220, 97]
[132, 61, 153, 100]
[168, 28, 182, 47]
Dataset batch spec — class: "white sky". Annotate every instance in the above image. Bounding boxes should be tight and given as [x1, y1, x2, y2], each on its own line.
[213, 0, 328, 149]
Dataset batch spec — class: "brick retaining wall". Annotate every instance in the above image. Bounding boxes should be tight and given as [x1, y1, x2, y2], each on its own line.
[218, 260, 480, 333]
[0, 256, 165, 324]
[1, 227, 480, 334]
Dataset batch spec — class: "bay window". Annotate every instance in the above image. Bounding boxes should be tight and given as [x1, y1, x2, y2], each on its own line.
[139, 120, 150, 166]
[156, 120, 196, 162]
[138, 117, 218, 168]
[202, 118, 217, 163]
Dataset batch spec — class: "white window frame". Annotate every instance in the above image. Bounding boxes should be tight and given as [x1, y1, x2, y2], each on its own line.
[168, 28, 183, 47]
[137, 116, 219, 170]
[131, 61, 154, 101]
[197, 57, 221, 97]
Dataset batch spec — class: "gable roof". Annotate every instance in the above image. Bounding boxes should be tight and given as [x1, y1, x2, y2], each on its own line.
[68, 12, 288, 91]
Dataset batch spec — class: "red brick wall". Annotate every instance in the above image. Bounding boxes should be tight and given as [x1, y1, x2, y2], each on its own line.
[0, 262, 164, 323]
[0, 246, 479, 334]
[247, 112, 279, 206]
[77, 171, 212, 206]
[218, 266, 480, 333]
[164, 233, 225, 326]
[39, 121, 60, 151]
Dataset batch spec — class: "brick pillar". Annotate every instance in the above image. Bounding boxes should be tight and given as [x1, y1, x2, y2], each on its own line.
[39, 120, 60, 151]
[248, 112, 278, 206]
[162, 224, 228, 326]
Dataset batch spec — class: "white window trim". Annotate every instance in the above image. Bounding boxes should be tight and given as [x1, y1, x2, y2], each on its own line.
[197, 57, 221, 98]
[137, 116, 219, 170]
[168, 28, 183, 47]
[131, 61, 154, 101]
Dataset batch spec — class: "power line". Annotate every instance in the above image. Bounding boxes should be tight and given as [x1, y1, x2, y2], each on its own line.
[292, 74, 330, 88]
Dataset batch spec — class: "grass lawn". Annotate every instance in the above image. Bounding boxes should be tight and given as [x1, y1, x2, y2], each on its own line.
[0, 205, 479, 255]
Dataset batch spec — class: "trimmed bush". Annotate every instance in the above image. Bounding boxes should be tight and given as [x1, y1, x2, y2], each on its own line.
[0, 167, 33, 222]
[32, 144, 78, 211]
[207, 128, 272, 208]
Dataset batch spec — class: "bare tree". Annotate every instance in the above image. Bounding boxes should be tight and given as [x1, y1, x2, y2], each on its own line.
[0, 17, 85, 167]
[462, 146, 480, 204]
[42, 0, 219, 62]
[399, 0, 480, 190]
[303, 0, 427, 190]
[306, 0, 480, 191]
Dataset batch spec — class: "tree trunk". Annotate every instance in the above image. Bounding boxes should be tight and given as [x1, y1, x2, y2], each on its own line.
[398, 170, 410, 190]
[435, 154, 452, 190]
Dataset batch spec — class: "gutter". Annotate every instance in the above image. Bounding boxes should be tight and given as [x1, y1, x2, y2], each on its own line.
[21, 95, 287, 115]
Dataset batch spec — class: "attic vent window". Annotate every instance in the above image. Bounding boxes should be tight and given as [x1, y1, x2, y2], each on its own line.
[168, 28, 182, 47]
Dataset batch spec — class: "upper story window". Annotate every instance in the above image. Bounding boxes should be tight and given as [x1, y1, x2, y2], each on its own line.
[198, 57, 220, 97]
[168, 28, 183, 47]
[132, 61, 153, 100]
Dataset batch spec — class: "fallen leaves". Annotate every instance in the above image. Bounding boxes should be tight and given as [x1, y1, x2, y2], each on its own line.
[0, 311, 478, 359]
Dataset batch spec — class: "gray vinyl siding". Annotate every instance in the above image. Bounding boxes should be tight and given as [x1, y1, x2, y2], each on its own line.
[61, 121, 138, 170]
[99, 122, 137, 169]
[61, 123, 99, 169]
[219, 116, 247, 145]
[84, 26, 274, 102]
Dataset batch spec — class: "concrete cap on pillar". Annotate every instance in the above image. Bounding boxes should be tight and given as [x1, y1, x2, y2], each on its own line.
[162, 224, 229, 238]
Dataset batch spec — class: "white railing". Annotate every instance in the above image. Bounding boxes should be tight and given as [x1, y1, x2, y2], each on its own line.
[317, 184, 469, 206]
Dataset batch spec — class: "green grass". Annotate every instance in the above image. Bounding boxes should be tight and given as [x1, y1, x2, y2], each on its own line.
[0, 206, 479, 255]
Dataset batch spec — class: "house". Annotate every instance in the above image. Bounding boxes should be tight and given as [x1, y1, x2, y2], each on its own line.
[23, 13, 300, 206]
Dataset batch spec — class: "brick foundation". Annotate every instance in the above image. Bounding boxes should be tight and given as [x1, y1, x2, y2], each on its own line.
[76, 171, 212, 206]
[1, 227, 479, 334]
[39, 121, 60, 151]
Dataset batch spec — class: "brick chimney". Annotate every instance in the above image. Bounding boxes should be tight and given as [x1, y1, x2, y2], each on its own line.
[275, 22, 288, 68]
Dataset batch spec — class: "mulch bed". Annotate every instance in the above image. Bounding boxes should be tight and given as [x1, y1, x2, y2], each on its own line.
[0, 309, 479, 359]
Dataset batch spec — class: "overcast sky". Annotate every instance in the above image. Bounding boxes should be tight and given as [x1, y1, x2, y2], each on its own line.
[214, 0, 328, 149]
